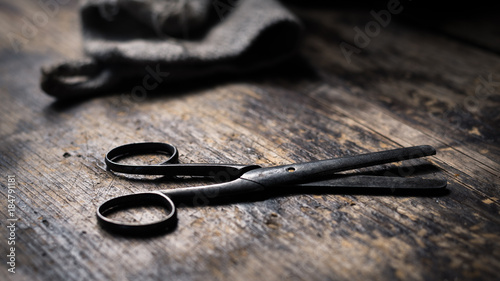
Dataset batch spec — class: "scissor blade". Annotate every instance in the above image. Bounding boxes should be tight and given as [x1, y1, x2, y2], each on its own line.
[309, 145, 437, 177]
[241, 145, 437, 188]
[295, 175, 447, 189]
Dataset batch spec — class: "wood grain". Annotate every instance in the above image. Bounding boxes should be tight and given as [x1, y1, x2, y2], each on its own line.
[1, 2, 499, 281]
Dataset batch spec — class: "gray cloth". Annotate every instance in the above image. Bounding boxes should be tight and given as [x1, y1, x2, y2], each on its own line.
[41, 0, 302, 99]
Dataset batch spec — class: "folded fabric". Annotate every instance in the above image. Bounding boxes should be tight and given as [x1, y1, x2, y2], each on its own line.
[41, 0, 302, 99]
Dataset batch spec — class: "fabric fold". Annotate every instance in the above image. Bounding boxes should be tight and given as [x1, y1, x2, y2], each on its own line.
[41, 0, 302, 99]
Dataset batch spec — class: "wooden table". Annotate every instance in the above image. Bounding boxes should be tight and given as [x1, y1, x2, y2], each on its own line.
[1, 1, 499, 280]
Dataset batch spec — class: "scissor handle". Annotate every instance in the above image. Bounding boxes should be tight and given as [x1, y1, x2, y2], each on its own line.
[96, 178, 266, 235]
[105, 142, 260, 179]
[105, 142, 179, 174]
[97, 192, 177, 235]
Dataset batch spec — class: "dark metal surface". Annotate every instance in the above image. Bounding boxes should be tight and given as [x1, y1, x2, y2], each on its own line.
[105, 142, 260, 178]
[97, 192, 177, 236]
[96, 143, 447, 235]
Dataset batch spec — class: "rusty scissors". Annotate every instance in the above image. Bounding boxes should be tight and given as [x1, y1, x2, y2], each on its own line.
[97, 143, 446, 235]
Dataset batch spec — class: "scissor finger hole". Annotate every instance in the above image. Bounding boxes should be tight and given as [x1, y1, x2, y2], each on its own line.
[105, 142, 179, 179]
[105, 203, 170, 224]
[117, 152, 173, 166]
[97, 192, 177, 235]
[110, 153, 174, 180]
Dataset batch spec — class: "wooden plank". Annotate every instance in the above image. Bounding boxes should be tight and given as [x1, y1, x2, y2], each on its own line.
[1, 2, 499, 281]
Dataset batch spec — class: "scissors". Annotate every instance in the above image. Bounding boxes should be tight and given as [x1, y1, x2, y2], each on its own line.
[97, 143, 446, 235]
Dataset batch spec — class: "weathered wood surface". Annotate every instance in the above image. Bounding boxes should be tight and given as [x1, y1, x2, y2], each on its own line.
[1, 1, 499, 281]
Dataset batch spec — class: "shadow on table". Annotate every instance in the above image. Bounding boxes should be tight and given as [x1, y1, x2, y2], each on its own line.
[46, 53, 320, 113]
